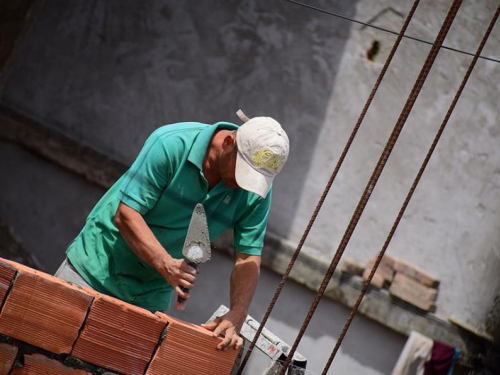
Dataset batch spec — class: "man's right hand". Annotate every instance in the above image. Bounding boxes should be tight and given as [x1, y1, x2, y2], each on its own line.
[163, 258, 198, 299]
[114, 203, 199, 300]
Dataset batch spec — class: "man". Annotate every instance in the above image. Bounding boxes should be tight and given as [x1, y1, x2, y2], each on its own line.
[55, 110, 289, 351]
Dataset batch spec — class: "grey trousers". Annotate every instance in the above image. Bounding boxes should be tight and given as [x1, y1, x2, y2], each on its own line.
[54, 258, 92, 289]
[55, 258, 168, 313]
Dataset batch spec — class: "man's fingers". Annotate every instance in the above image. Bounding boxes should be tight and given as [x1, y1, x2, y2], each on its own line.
[179, 272, 196, 284]
[181, 261, 198, 276]
[200, 321, 218, 331]
[201, 319, 242, 351]
[217, 334, 232, 350]
[213, 325, 224, 338]
[217, 331, 240, 351]
[179, 278, 195, 289]
[235, 336, 243, 350]
[229, 334, 239, 350]
[175, 285, 190, 299]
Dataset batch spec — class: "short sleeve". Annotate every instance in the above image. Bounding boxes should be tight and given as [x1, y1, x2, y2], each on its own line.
[119, 133, 174, 214]
[233, 189, 272, 256]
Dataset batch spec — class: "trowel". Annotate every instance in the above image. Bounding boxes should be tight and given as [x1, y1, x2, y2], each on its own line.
[176, 203, 211, 310]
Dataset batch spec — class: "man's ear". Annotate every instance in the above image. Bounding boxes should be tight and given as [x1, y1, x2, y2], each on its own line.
[222, 132, 236, 148]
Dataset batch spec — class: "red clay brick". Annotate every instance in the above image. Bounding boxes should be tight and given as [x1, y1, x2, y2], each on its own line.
[389, 272, 438, 311]
[11, 353, 90, 374]
[147, 313, 240, 375]
[0, 342, 18, 373]
[0, 263, 94, 354]
[72, 294, 167, 375]
[376, 253, 396, 268]
[340, 258, 364, 276]
[393, 259, 440, 288]
[0, 260, 16, 306]
[364, 272, 386, 288]
[363, 256, 395, 288]
[0, 258, 34, 273]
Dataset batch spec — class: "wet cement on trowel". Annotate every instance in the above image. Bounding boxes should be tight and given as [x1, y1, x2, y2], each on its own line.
[183, 204, 211, 264]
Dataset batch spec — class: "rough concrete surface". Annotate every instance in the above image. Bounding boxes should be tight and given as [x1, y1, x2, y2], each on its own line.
[0, 142, 105, 272]
[0, 219, 40, 270]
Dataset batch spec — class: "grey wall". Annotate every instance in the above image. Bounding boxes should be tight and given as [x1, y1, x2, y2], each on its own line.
[0, 142, 105, 272]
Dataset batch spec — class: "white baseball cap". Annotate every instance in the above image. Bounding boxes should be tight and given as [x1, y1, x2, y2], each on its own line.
[235, 110, 289, 198]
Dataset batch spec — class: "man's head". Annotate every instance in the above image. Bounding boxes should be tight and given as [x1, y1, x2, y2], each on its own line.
[233, 110, 289, 198]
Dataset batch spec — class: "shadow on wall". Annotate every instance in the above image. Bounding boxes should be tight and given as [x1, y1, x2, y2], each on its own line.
[0, 143, 106, 273]
[481, 290, 500, 373]
[1, 0, 360, 241]
[486, 291, 500, 339]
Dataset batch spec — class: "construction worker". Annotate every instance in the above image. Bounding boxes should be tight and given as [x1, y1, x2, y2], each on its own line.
[55, 111, 289, 351]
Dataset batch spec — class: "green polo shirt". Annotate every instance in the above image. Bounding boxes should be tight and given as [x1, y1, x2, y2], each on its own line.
[66, 122, 271, 311]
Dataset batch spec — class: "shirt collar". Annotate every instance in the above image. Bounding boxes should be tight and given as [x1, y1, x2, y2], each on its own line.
[187, 122, 239, 170]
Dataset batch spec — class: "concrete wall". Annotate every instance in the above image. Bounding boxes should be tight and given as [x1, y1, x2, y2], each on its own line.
[0, 0, 499, 371]
[287, 0, 500, 329]
[0, 143, 104, 272]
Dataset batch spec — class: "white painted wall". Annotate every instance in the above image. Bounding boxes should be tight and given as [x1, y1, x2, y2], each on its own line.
[284, 0, 500, 329]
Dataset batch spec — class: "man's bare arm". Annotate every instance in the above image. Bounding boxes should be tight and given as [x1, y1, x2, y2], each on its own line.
[202, 252, 261, 350]
[114, 202, 197, 299]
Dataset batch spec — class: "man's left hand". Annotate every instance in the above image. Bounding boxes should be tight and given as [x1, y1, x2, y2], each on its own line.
[201, 309, 245, 350]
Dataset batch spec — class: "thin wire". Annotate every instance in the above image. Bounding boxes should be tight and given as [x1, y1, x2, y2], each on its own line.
[286, 0, 500, 65]
[322, 1, 500, 373]
[236, 0, 422, 372]
[279, 0, 464, 373]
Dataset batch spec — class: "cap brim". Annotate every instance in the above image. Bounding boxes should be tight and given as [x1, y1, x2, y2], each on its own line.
[235, 152, 273, 198]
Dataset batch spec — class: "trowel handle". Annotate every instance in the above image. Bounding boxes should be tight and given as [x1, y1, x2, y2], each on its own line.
[177, 286, 190, 310]
[176, 260, 197, 310]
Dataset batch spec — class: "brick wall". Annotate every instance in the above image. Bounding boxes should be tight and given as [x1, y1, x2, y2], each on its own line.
[0, 258, 239, 374]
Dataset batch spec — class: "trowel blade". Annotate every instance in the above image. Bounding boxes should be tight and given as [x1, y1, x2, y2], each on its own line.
[182, 203, 211, 265]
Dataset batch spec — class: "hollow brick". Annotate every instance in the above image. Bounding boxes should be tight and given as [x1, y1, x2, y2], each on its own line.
[11, 353, 90, 374]
[0, 259, 16, 306]
[147, 313, 240, 375]
[72, 294, 167, 375]
[0, 342, 18, 374]
[0, 262, 94, 354]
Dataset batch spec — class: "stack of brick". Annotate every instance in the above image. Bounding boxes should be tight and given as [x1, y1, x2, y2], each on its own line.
[389, 259, 440, 311]
[342, 254, 440, 312]
[0, 258, 239, 375]
[362, 255, 396, 289]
